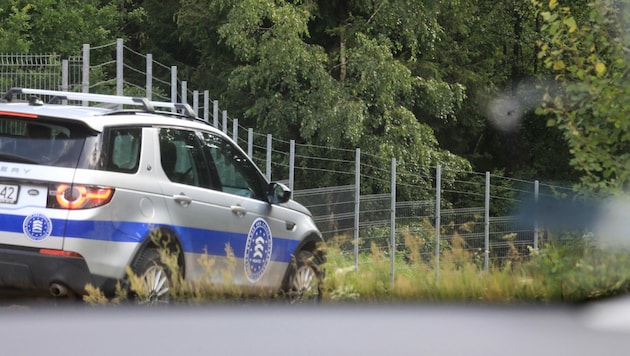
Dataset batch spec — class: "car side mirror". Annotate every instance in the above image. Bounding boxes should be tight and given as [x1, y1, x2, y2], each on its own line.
[267, 182, 291, 204]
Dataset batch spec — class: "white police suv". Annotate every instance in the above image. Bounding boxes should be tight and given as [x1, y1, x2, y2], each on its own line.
[0, 88, 324, 303]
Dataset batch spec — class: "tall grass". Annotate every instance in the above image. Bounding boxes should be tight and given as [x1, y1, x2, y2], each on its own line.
[83, 231, 630, 305]
[323, 232, 630, 303]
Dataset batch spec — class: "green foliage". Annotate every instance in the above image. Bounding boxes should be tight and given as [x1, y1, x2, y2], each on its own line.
[325, 233, 630, 303]
[534, 0, 630, 194]
[526, 238, 630, 302]
[1, 0, 595, 187]
[422, 1, 583, 183]
[175, 0, 471, 199]
[0, 0, 133, 56]
[0, 1, 32, 52]
[324, 234, 532, 302]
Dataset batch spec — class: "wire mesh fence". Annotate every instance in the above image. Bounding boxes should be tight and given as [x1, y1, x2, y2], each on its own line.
[0, 53, 82, 93]
[0, 40, 578, 277]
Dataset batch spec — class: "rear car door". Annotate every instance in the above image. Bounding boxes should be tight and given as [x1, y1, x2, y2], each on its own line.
[155, 127, 236, 275]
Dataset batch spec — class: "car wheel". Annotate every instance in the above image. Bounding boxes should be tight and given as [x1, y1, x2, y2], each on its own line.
[131, 248, 170, 305]
[285, 250, 323, 304]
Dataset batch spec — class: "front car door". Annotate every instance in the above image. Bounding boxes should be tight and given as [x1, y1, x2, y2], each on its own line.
[199, 132, 299, 289]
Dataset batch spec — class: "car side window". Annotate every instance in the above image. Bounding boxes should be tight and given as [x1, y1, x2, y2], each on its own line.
[200, 132, 267, 200]
[105, 127, 141, 173]
[159, 128, 212, 188]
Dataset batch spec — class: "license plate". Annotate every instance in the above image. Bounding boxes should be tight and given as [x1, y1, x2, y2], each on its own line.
[0, 184, 19, 204]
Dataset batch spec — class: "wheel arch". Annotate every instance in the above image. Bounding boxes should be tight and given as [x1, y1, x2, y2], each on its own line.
[293, 233, 326, 262]
[130, 226, 186, 278]
[281, 233, 326, 290]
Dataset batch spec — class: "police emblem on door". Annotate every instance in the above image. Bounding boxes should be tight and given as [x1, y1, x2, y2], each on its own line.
[244, 218, 273, 283]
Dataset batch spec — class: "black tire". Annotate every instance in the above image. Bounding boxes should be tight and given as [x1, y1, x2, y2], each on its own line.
[130, 248, 171, 305]
[284, 250, 323, 304]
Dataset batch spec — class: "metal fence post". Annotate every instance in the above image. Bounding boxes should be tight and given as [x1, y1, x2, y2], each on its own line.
[233, 118, 239, 143]
[435, 165, 441, 281]
[203, 90, 209, 122]
[484, 171, 490, 270]
[247, 128, 253, 159]
[146, 53, 153, 100]
[213, 100, 219, 128]
[181, 81, 187, 104]
[354, 148, 361, 272]
[116, 38, 123, 98]
[170, 66, 177, 104]
[61, 60, 68, 91]
[390, 158, 396, 286]
[289, 140, 295, 192]
[222, 110, 228, 134]
[193, 90, 199, 114]
[534, 180, 539, 251]
[61, 59, 68, 105]
[82, 44, 90, 104]
[266, 134, 272, 181]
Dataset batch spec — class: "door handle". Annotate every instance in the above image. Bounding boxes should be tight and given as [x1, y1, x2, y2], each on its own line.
[231, 205, 247, 217]
[173, 194, 192, 207]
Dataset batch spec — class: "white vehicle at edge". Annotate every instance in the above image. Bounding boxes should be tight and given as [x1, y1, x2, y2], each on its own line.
[0, 88, 324, 303]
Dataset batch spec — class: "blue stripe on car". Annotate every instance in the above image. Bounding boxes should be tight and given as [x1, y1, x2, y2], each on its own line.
[0, 214, 299, 263]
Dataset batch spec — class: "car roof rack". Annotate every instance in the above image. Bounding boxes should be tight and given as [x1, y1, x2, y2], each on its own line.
[2, 87, 198, 120]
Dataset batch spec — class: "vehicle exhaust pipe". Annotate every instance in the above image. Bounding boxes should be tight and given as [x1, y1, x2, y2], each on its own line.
[50, 283, 68, 297]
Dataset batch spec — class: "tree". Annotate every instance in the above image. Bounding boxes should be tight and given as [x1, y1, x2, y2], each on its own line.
[0, 0, 130, 56]
[123, 0, 199, 71]
[535, 0, 630, 194]
[0, 1, 32, 52]
[417, 0, 580, 183]
[176, 0, 470, 199]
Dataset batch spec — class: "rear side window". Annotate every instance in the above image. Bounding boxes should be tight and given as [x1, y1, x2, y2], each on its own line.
[158, 128, 212, 188]
[103, 127, 142, 173]
[0, 118, 87, 167]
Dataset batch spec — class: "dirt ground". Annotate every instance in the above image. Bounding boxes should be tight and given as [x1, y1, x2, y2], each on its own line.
[0, 288, 82, 309]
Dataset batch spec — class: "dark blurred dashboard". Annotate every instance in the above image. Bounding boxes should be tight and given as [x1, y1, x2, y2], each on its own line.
[0, 299, 628, 355]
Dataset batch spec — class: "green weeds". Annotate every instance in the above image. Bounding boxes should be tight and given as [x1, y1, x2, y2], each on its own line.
[83, 230, 630, 305]
[323, 232, 630, 304]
